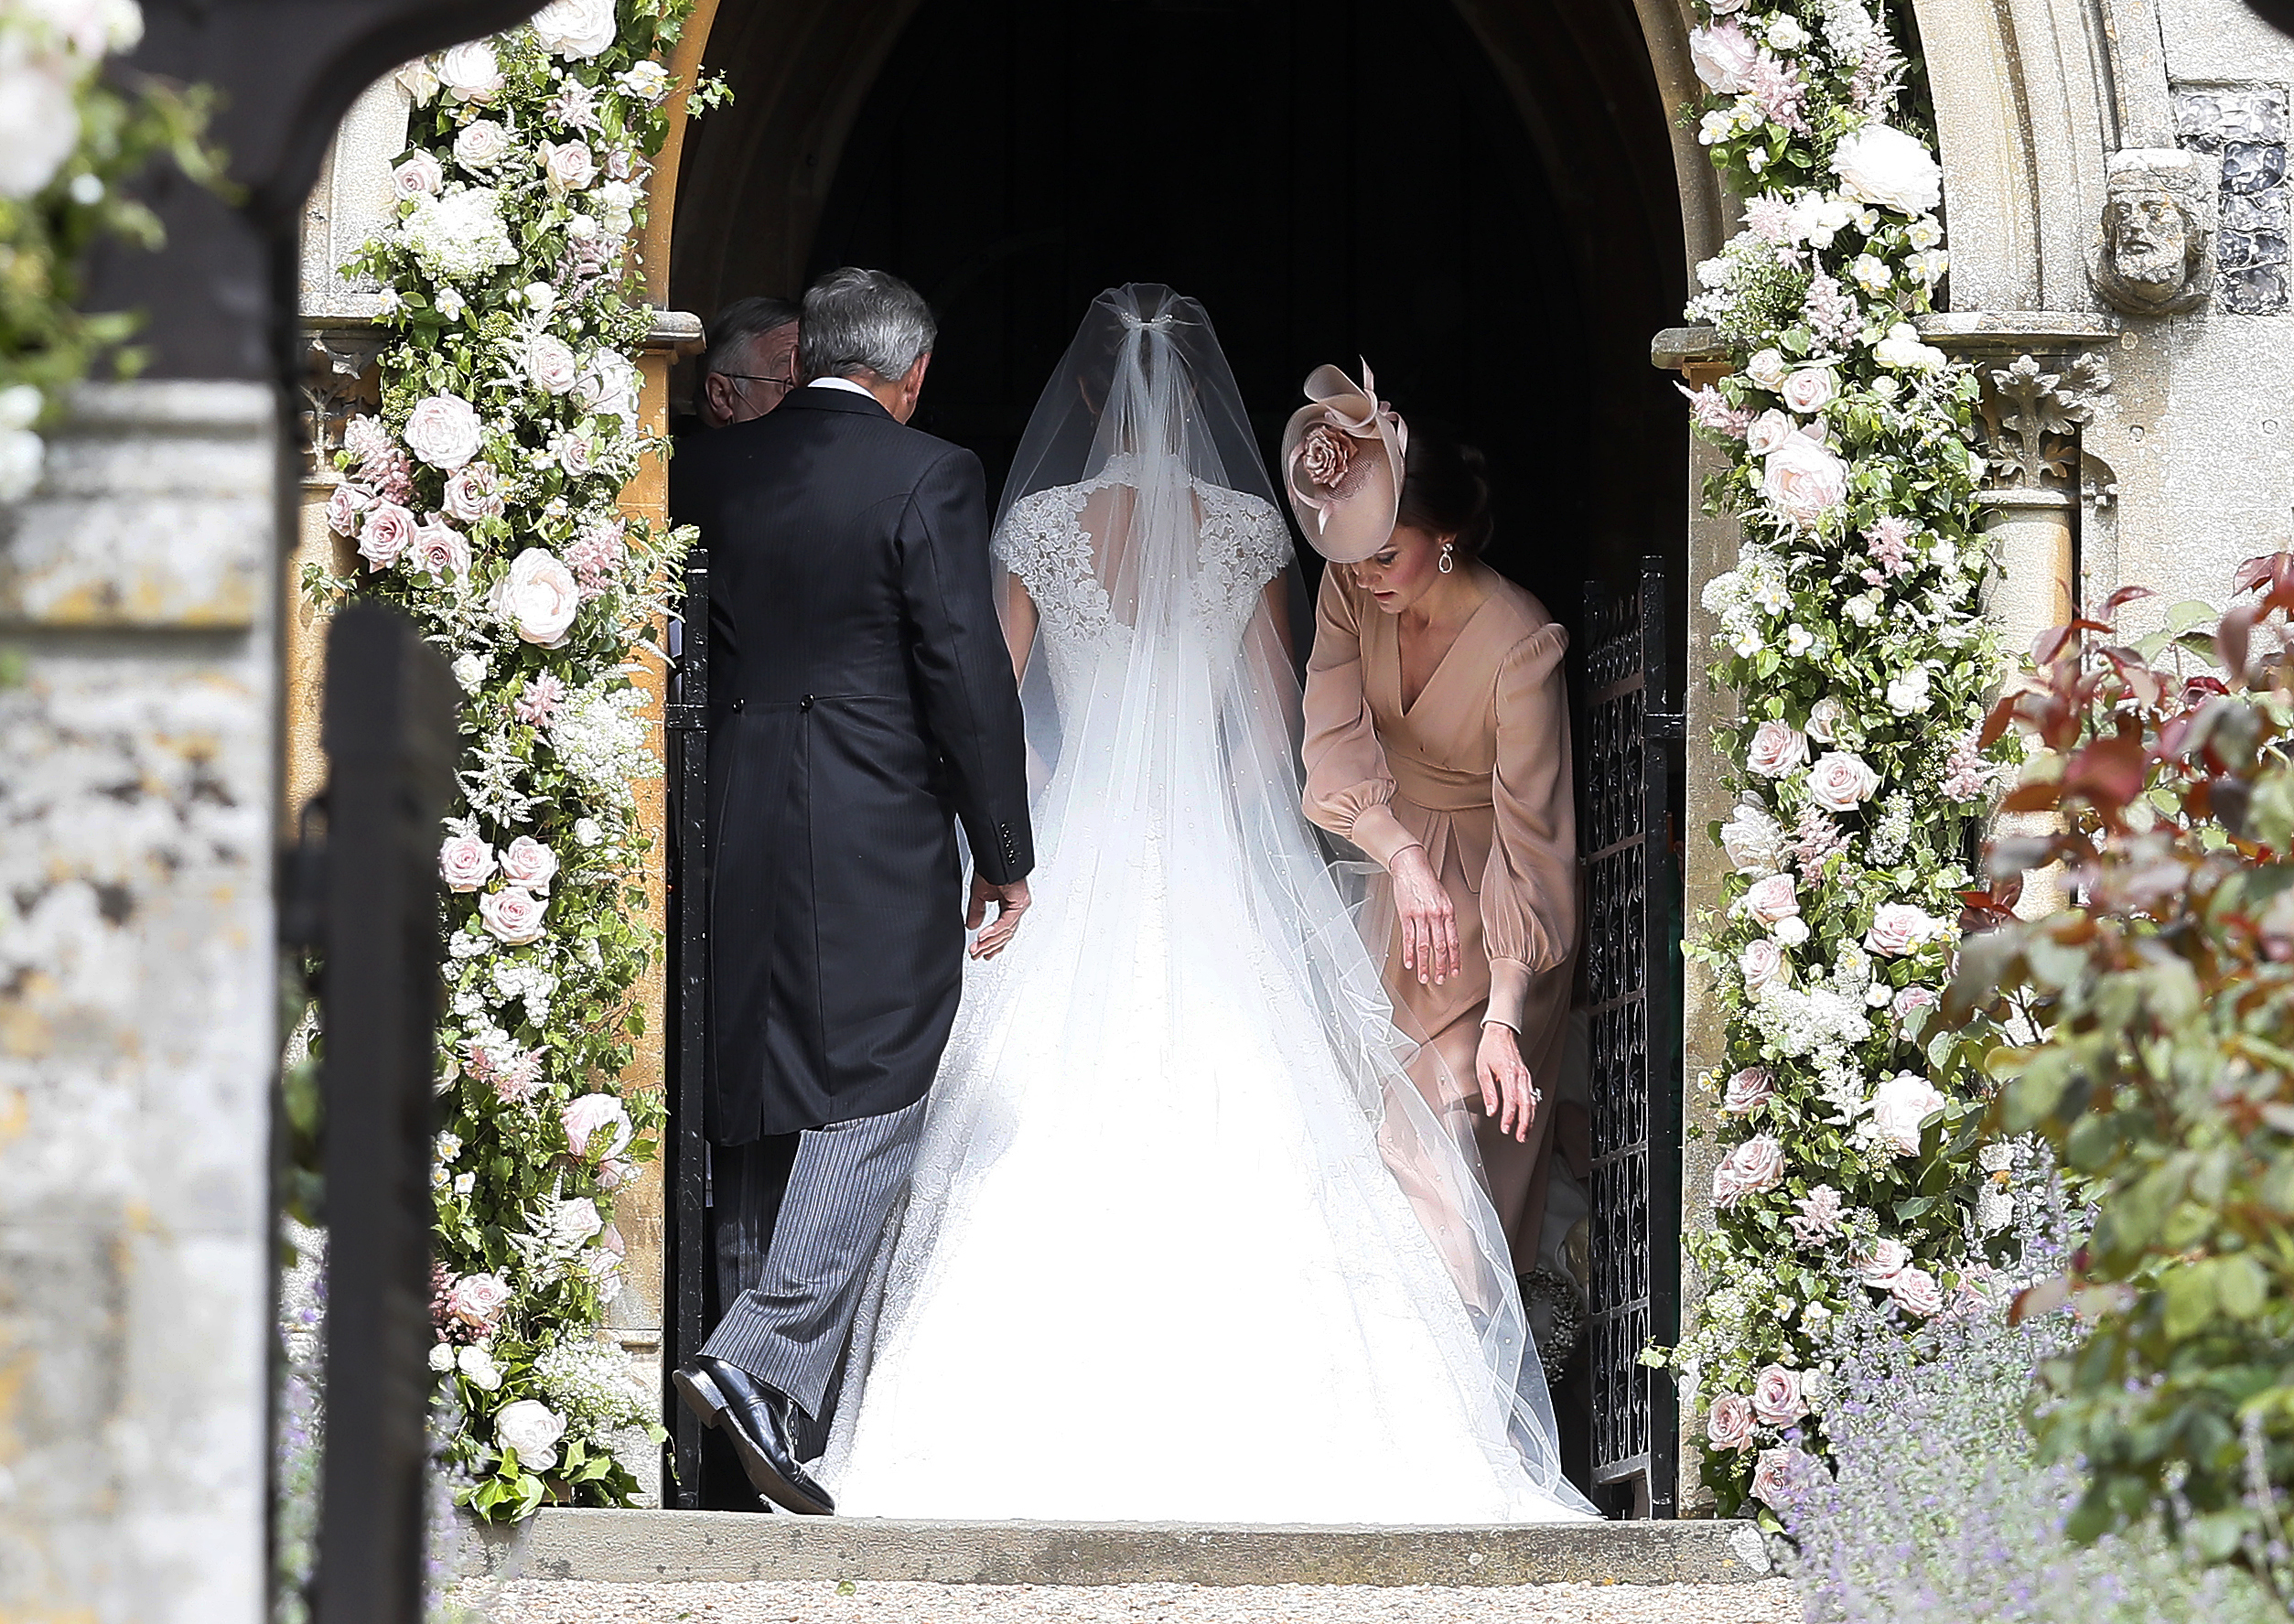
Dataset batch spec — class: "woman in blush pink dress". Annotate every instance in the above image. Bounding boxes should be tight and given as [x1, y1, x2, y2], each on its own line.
[1288, 366, 1577, 1275]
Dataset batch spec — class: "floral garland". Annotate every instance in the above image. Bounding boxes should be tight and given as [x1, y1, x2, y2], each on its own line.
[306, 0, 720, 1520]
[1671, 0, 2008, 1517]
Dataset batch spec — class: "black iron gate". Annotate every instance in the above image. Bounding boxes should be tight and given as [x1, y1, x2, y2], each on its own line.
[662, 548, 711, 1509]
[1578, 555, 1683, 1518]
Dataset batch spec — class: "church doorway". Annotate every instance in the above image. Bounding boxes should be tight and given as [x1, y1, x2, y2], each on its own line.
[664, 0, 1694, 1515]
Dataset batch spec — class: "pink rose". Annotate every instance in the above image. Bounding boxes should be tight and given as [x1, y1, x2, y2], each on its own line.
[407, 516, 470, 582]
[560, 1092, 632, 1159]
[514, 673, 567, 726]
[1761, 434, 1849, 530]
[1713, 1135, 1785, 1206]
[492, 548, 581, 648]
[1857, 1236, 1912, 1287]
[393, 150, 443, 199]
[1741, 872, 1799, 927]
[1689, 19, 1761, 92]
[1751, 1363, 1806, 1427]
[326, 481, 372, 537]
[1298, 424, 1355, 491]
[1805, 696, 1844, 744]
[1890, 1266, 1945, 1317]
[1747, 719, 1809, 779]
[1781, 368, 1836, 414]
[447, 1272, 512, 1330]
[1807, 749, 1879, 812]
[438, 832, 496, 893]
[1739, 938, 1785, 994]
[498, 835, 558, 892]
[1706, 1392, 1756, 1452]
[1722, 1066, 1774, 1114]
[1865, 902, 1944, 957]
[1892, 985, 1939, 1021]
[552, 428, 597, 478]
[598, 1156, 640, 1191]
[525, 335, 579, 397]
[443, 462, 504, 523]
[404, 393, 483, 470]
[437, 39, 504, 102]
[478, 885, 546, 945]
[357, 500, 415, 571]
[541, 139, 596, 194]
[1744, 408, 1794, 457]
[1751, 1445, 1807, 1508]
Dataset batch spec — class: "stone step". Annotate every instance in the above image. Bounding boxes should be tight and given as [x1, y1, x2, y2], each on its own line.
[476, 1510, 1771, 1588]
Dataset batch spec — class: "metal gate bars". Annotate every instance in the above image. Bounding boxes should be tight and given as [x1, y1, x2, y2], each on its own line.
[1578, 557, 1684, 1518]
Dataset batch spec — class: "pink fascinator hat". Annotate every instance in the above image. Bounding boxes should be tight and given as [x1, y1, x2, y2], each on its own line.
[1279, 360, 1409, 564]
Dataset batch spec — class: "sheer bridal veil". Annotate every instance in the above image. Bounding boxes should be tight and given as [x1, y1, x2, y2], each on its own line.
[992, 285, 1587, 1507]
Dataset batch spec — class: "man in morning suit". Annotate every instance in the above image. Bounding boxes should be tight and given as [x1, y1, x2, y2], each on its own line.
[667, 267, 1034, 1514]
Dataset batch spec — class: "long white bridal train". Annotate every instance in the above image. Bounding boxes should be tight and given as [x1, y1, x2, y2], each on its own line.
[818, 285, 1597, 1524]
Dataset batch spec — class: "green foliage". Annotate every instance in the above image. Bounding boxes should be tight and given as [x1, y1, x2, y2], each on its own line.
[1951, 555, 2294, 1599]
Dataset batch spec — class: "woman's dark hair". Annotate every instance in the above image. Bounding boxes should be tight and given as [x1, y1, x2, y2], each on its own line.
[1395, 422, 1493, 558]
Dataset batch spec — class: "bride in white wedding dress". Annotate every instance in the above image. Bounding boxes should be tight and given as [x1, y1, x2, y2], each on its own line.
[820, 285, 1595, 1524]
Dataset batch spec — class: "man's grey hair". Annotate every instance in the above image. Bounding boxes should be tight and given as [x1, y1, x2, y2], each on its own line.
[702, 296, 801, 382]
[798, 267, 937, 384]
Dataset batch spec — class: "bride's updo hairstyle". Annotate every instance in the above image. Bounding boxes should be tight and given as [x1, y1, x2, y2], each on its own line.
[1395, 423, 1494, 559]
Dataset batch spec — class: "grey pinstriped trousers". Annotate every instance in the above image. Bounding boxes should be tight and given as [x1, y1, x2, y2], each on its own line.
[699, 1093, 927, 1422]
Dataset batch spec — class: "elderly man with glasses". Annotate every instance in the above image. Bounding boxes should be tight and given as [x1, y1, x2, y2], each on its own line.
[696, 296, 802, 427]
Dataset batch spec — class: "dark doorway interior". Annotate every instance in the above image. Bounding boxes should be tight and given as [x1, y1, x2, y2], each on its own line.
[670, 0, 1692, 1512]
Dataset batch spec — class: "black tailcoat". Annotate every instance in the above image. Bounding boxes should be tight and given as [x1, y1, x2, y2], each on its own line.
[672, 387, 1033, 1142]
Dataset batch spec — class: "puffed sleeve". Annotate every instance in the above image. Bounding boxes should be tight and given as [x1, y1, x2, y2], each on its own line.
[1481, 623, 1576, 1030]
[1301, 567, 1422, 868]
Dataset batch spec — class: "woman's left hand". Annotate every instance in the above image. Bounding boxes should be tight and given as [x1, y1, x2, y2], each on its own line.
[1475, 1021, 1537, 1143]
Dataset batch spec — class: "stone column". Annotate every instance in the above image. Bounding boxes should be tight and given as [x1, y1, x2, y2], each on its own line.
[0, 382, 278, 1619]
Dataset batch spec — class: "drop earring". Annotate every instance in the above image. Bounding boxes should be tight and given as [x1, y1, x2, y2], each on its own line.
[1438, 542, 1455, 575]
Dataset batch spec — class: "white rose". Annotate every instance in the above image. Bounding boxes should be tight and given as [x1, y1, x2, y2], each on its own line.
[478, 885, 547, 945]
[573, 817, 604, 848]
[499, 835, 559, 891]
[619, 59, 672, 101]
[1875, 321, 1947, 372]
[393, 150, 444, 199]
[545, 1195, 605, 1249]
[530, 0, 618, 59]
[1766, 16, 1808, 50]
[561, 1092, 632, 1159]
[1806, 749, 1880, 812]
[1773, 916, 1809, 946]
[1865, 901, 1945, 957]
[457, 1344, 502, 1392]
[1747, 719, 1810, 779]
[1746, 348, 1791, 391]
[404, 393, 483, 470]
[575, 351, 641, 425]
[595, 178, 640, 236]
[524, 334, 579, 396]
[1833, 123, 1943, 215]
[428, 1341, 455, 1373]
[1805, 696, 1844, 744]
[1688, 20, 1761, 93]
[1745, 408, 1795, 457]
[1781, 368, 1836, 414]
[541, 140, 595, 194]
[1847, 592, 1881, 625]
[493, 1399, 566, 1470]
[451, 652, 490, 693]
[1886, 665, 1933, 715]
[437, 39, 504, 102]
[494, 547, 581, 648]
[396, 59, 441, 105]
[1741, 872, 1800, 927]
[1869, 1071, 1947, 1156]
[0, 48, 82, 201]
[1762, 434, 1850, 530]
[1739, 937, 1786, 994]
[453, 119, 511, 171]
[522, 281, 557, 317]
[439, 833, 497, 893]
[1720, 801, 1786, 876]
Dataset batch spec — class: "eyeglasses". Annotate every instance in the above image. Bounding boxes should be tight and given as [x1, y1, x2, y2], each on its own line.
[721, 371, 796, 390]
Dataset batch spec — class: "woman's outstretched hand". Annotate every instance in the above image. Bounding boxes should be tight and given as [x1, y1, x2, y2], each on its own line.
[1476, 1021, 1537, 1142]
[967, 875, 1032, 960]
[1388, 843, 1459, 985]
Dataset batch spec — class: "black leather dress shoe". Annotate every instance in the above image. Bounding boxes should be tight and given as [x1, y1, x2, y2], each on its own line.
[672, 1357, 835, 1515]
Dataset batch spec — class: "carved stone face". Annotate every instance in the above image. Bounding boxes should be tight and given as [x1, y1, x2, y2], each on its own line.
[2106, 190, 2192, 300]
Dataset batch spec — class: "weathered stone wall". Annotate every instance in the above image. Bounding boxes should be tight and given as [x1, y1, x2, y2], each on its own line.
[0, 382, 277, 1619]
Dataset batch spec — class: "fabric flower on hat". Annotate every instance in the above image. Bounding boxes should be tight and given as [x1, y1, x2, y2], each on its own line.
[1278, 360, 1409, 564]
